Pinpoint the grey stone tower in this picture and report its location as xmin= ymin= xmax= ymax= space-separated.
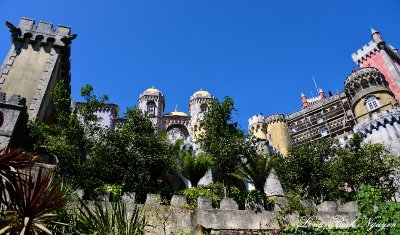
xmin=0 ymin=18 xmax=76 ymax=122
xmin=138 ymin=87 xmax=165 ymax=131
xmin=189 ymin=90 xmax=214 ymax=139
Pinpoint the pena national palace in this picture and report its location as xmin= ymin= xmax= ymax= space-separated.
xmin=1 ymin=17 xmax=400 ymax=183
xmin=1 ymin=17 xmax=400 ymax=233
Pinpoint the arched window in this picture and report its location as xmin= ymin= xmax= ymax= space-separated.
xmin=364 ymin=95 xmax=380 ymax=111
xmin=200 ymin=103 xmax=209 ymax=113
xmin=147 ymin=101 xmax=156 ymax=116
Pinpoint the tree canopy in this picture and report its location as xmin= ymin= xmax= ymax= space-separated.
xmin=85 ymin=108 xmax=177 ymax=201
xmin=275 ymin=135 xmax=396 ymax=202
xmin=198 ymin=96 xmax=247 ymax=193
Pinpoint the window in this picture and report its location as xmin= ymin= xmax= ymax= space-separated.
xmin=320 ymin=126 xmax=329 ymax=136
xmin=147 ymin=101 xmax=156 ymax=116
xmin=365 ymin=95 xmax=380 ymax=111
xmin=315 ymin=111 xmax=324 ymax=123
xmin=200 ymin=103 xmax=209 ymax=113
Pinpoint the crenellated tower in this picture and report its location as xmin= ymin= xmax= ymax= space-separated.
xmin=352 ymin=29 xmax=400 ymax=101
xmin=346 ymin=67 xmax=400 ymax=154
xmin=138 ymin=87 xmax=165 ymax=131
xmin=344 ymin=67 xmax=398 ymax=123
xmin=248 ymin=114 xmax=268 ymax=140
xmin=0 ymin=18 xmax=76 ymax=122
xmin=248 ymin=113 xmax=291 ymax=156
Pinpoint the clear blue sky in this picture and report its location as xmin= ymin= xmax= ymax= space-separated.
xmin=1 ymin=0 xmax=399 ymax=130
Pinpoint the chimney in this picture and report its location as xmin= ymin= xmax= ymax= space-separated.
xmin=319 ymin=88 xmax=325 ymax=99
xmin=301 ymin=92 xmax=308 ymax=108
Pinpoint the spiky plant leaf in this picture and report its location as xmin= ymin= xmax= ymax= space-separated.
xmin=75 ymin=199 xmax=146 ymax=235
xmin=5 ymin=166 xmax=70 ymax=234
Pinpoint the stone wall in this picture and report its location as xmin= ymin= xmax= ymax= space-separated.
xmin=81 ymin=193 xmax=359 ymax=234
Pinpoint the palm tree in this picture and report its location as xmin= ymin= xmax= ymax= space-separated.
xmin=180 ymin=150 xmax=213 ymax=187
xmin=234 ymin=152 xmax=279 ymax=193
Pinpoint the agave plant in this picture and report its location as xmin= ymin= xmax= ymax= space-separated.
xmin=75 ymin=199 xmax=146 ymax=235
xmin=2 ymin=166 xmax=70 ymax=234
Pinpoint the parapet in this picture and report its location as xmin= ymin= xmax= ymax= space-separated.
xmin=351 ymin=40 xmax=378 ymax=64
xmin=265 ymin=114 xmax=287 ymax=125
xmin=248 ymin=114 xmax=266 ymax=127
xmin=344 ymin=67 xmax=382 ymax=89
xmin=139 ymin=193 xmax=358 ymax=231
xmin=93 ymin=103 xmax=120 ymax=115
xmin=353 ymin=107 xmax=400 ymax=136
xmin=6 ymin=17 xmax=76 ymax=47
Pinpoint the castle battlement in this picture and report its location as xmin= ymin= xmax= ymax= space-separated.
xmin=354 ymin=107 xmax=400 ymax=135
xmin=345 ymin=67 xmax=381 ymax=87
xmin=93 ymin=104 xmax=119 ymax=115
xmin=265 ymin=113 xmax=287 ymax=125
xmin=82 ymin=192 xmax=359 ymax=232
xmin=6 ymin=17 xmax=75 ymax=47
xmin=351 ymin=41 xmax=378 ymax=64
xmin=288 ymin=93 xmax=344 ymax=119
xmin=248 ymin=114 xmax=266 ymax=126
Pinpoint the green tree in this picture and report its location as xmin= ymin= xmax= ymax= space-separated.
xmin=27 ymin=82 xmax=108 ymax=189
xmin=86 ymin=108 xmax=177 ymax=201
xmin=180 ymin=150 xmax=213 ymax=187
xmin=198 ymin=96 xmax=246 ymax=195
xmin=234 ymin=148 xmax=279 ymax=193
xmin=276 ymin=135 xmax=397 ymax=203
xmin=276 ymin=138 xmax=336 ymax=203
xmin=331 ymin=134 xmax=395 ymax=201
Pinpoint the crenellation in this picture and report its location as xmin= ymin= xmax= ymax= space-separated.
xmin=10 ymin=18 xmax=74 ymax=47
xmin=265 ymin=113 xmax=287 ymax=125
xmin=351 ymin=41 xmax=378 ymax=64
xmin=248 ymin=114 xmax=266 ymax=127
xmin=109 ymin=193 xmax=361 ymax=232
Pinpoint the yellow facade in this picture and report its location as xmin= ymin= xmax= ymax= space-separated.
xmin=266 ymin=122 xmax=291 ymax=156
xmin=353 ymin=92 xmax=398 ymax=123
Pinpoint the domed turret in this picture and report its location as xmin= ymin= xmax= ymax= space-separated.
xmin=166 ymin=105 xmax=189 ymax=117
xmin=191 ymin=89 xmax=213 ymax=99
xmin=189 ymin=89 xmax=215 ymax=139
xmin=345 ymin=67 xmax=397 ymax=123
xmin=138 ymin=87 xmax=165 ymax=131
xmin=142 ymin=87 xmax=163 ymax=96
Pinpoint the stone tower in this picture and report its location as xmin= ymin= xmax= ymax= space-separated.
xmin=0 ymin=18 xmax=76 ymax=122
xmin=138 ymin=87 xmax=165 ymax=131
xmin=248 ymin=114 xmax=268 ymax=140
xmin=264 ymin=114 xmax=291 ymax=156
xmin=345 ymin=67 xmax=400 ymax=154
xmin=352 ymin=29 xmax=400 ymax=101
xmin=344 ymin=67 xmax=398 ymax=123
xmin=189 ymin=90 xmax=214 ymax=140
xmin=248 ymin=113 xmax=291 ymax=156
